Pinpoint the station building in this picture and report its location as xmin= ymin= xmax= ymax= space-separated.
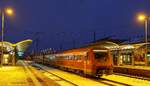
xmin=85 ymin=38 xmax=150 ymax=66
xmin=117 ymin=41 xmax=150 ymax=66
xmin=0 ymin=39 xmax=32 ymax=65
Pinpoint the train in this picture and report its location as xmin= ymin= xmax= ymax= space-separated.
xmin=33 ymin=47 xmax=113 ymax=77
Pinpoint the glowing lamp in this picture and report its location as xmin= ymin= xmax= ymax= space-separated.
xmin=5 ymin=8 xmax=13 ymax=15
xmin=137 ymin=14 xmax=146 ymax=21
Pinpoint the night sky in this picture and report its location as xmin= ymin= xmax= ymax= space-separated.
xmin=0 ymin=0 xmax=150 ymax=51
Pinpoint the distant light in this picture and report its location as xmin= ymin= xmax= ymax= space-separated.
xmin=5 ymin=8 xmax=13 ymax=15
xmin=93 ymin=50 xmax=108 ymax=52
xmin=18 ymin=52 xmax=24 ymax=56
xmin=147 ymin=54 xmax=150 ymax=57
xmin=121 ymin=45 xmax=134 ymax=49
xmin=4 ymin=54 xmax=9 ymax=58
xmin=137 ymin=13 xmax=146 ymax=21
xmin=10 ymin=51 xmax=14 ymax=55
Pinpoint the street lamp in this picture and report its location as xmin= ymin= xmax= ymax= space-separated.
xmin=5 ymin=8 xmax=14 ymax=16
xmin=137 ymin=13 xmax=150 ymax=65
xmin=1 ymin=7 xmax=14 ymax=66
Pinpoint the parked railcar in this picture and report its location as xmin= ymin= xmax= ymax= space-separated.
xmin=34 ymin=47 xmax=113 ymax=77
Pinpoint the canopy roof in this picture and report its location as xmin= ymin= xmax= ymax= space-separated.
xmin=0 ymin=39 xmax=32 ymax=52
xmin=85 ymin=41 xmax=120 ymax=50
xmin=120 ymin=42 xmax=150 ymax=49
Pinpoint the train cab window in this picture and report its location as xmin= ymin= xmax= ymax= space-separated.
xmin=94 ymin=52 xmax=108 ymax=59
xmin=93 ymin=50 xmax=108 ymax=59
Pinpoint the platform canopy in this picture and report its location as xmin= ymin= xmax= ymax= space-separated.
xmin=120 ymin=42 xmax=150 ymax=49
xmin=85 ymin=41 xmax=120 ymax=50
xmin=0 ymin=41 xmax=14 ymax=52
xmin=0 ymin=39 xmax=32 ymax=53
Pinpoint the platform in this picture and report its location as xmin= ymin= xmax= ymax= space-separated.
xmin=0 ymin=60 xmax=59 ymax=86
xmin=114 ymin=65 xmax=150 ymax=78
xmin=0 ymin=66 xmax=33 ymax=86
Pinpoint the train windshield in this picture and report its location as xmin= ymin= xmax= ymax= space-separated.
xmin=93 ymin=50 xmax=108 ymax=59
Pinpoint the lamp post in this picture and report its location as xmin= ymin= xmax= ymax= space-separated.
xmin=137 ymin=13 xmax=150 ymax=65
xmin=1 ymin=8 xmax=13 ymax=66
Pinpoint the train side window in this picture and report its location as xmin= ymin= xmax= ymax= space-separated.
xmin=71 ymin=55 xmax=75 ymax=60
xmin=67 ymin=56 xmax=70 ymax=60
xmin=64 ymin=56 xmax=67 ymax=60
xmin=74 ymin=55 xmax=76 ymax=60
xmin=70 ymin=56 xmax=72 ymax=60
xmin=80 ymin=55 xmax=82 ymax=60
xmin=71 ymin=55 xmax=74 ymax=60
xmin=77 ymin=55 xmax=80 ymax=60
xmin=75 ymin=55 xmax=78 ymax=60
xmin=77 ymin=55 xmax=81 ymax=60
xmin=68 ymin=56 xmax=71 ymax=60
xmin=67 ymin=56 xmax=69 ymax=60
xmin=69 ymin=56 xmax=72 ymax=60
xmin=75 ymin=55 xmax=79 ymax=60
xmin=73 ymin=55 xmax=75 ymax=60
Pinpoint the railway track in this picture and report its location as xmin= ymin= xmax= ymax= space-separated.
xmin=114 ymin=73 xmax=150 ymax=81
xmin=32 ymin=64 xmax=78 ymax=86
xmin=21 ymin=61 xmax=43 ymax=86
xmin=32 ymin=63 xmax=142 ymax=86
xmin=31 ymin=62 xmax=149 ymax=86
xmin=95 ymin=78 xmax=131 ymax=86
xmin=93 ymin=72 xmax=150 ymax=86
xmin=98 ymin=73 xmax=150 ymax=86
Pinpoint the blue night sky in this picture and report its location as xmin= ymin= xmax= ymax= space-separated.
xmin=0 ymin=0 xmax=150 ymax=50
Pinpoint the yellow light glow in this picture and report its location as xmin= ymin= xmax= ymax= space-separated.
xmin=137 ymin=13 xmax=146 ymax=21
xmin=4 ymin=54 xmax=9 ymax=58
xmin=5 ymin=8 xmax=13 ymax=15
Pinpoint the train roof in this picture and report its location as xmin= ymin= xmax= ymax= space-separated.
xmin=56 ymin=47 xmax=109 ymax=54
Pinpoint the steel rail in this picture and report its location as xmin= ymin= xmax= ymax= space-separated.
xmin=32 ymin=64 xmax=78 ymax=86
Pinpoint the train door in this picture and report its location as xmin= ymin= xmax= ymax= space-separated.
xmin=83 ymin=52 xmax=89 ymax=74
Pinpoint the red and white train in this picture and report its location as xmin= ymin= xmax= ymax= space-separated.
xmin=34 ymin=47 xmax=113 ymax=77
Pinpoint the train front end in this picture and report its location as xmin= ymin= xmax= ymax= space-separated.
xmin=93 ymin=49 xmax=113 ymax=77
